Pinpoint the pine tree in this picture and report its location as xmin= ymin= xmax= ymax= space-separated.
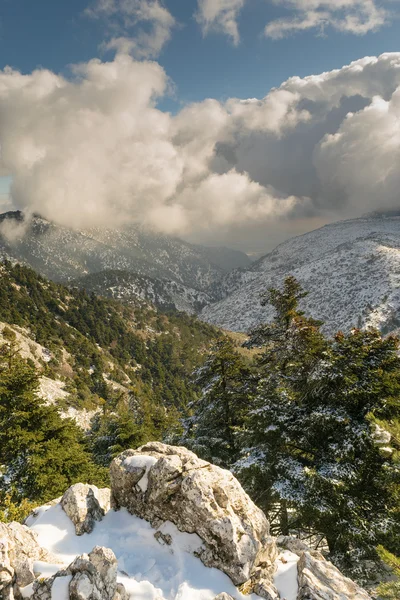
xmin=237 ymin=276 xmax=327 ymax=533
xmin=237 ymin=278 xmax=400 ymax=575
xmin=0 ymin=348 xmax=107 ymax=504
xmin=179 ymin=336 xmax=251 ymax=468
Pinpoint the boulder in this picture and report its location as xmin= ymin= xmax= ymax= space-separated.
xmin=0 ymin=521 xmax=57 ymax=599
xmin=297 ymin=551 xmax=372 ymax=600
xmin=31 ymin=546 xmax=128 ymax=600
xmin=277 ymin=535 xmax=311 ymax=556
xmin=110 ymin=442 xmax=278 ymax=594
xmin=61 ymin=483 xmax=111 ymax=535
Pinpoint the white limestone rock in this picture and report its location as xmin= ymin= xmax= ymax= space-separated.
xmin=110 ymin=442 xmax=278 ymax=594
xmin=60 ymin=484 xmax=111 ymax=535
xmin=297 ymin=551 xmax=372 ymax=600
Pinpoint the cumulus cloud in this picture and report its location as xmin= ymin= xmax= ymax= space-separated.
xmin=85 ymin=0 xmax=176 ymax=58
xmin=314 ymin=88 xmax=400 ymax=214
xmin=1 ymin=52 xmax=400 ymax=251
xmin=265 ymin=0 xmax=389 ymax=38
xmin=0 ymin=53 xmax=306 ymax=238
xmin=196 ymin=0 xmax=246 ymax=45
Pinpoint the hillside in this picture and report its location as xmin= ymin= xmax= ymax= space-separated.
xmin=0 ymin=261 xmax=218 ymax=428
xmin=0 ymin=211 xmax=250 ymax=301
xmin=202 ymin=216 xmax=400 ymax=336
xmin=72 ymin=270 xmax=212 ymax=314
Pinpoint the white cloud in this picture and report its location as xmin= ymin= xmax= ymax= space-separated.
xmin=195 ymin=0 xmax=392 ymax=43
xmin=314 ymin=87 xmax=400 ymax=214
xmin=85 ymin=0 xmax=176 ymax=58
xmin=196 ymin=0 xmax=245 ymax=45
xmin=0 ymin=53 xmax=306 ymax=238
xmin=266 ymin=0 xmax=389 ymax=38
xmin=1 ymin=52 xmax=400 ymax=249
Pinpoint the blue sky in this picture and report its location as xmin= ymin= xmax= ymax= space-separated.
xmin=0 ymin=0 xmax=399 ymax=108
xmin=0 ymin=1 xmax=399 ymax=252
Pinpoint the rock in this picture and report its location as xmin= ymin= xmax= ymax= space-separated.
xmin=0 ymin=521 xmax=57 ymax=599
xmin=61 ymin=483 xmax=111 ymax=535
xmin=297 ymin=551 xmax=372 ymax=600
xmin=31 ymin=546 xmax=128 ymax=600
xmin=110 ymin=442 xmax=277 ymax=591
xmin=277 ymin=535 xmax=311 ymax=556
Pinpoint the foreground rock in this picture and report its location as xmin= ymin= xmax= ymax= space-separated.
xmin=31 ymin=546 xmax=128 ymax=600
xmin=0 ymin=522 xmax=57 ymax=599
xmin=110 ymin=442 xmax=278 ymax=595
xmin=297 ymin=551 xmax=372 ymax=600
xmin=61 ymin=483 xmax=111 ymax=535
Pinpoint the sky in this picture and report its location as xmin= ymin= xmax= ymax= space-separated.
xmin=0 ymin=0 xmax=399 ymax=254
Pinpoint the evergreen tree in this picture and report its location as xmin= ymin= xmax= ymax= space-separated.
xmin=180 ymin=336 xmax=251 ymax=467
xmin=237 ymin=276 xmax=327 ymax=533
xmin=237 ymin=277 xmax=400 ymax=575
xmin=0 ymin=348 xmax=107 ymax=504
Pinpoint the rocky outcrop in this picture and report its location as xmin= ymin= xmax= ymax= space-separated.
xmin=277 ymin=536 xmax=312 ymax=556
xmin=0 ymin=521 xmax=57 ymax=599
xmin=110 ymin=442 xmax=278 ymax=594
xmin=31 ymin=546 xmax=128 ymax=600
xmin=61 ymin=483 xmax=111 ymax=535
xmin=297 ymin=551 xmax=372 ymax=600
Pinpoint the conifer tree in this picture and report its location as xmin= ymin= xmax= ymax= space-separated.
xmin=237 ymin=276 xmax=327 ymax=533
xmin=0 ymin=347 xmax=107 ymax=504
xmin=180 ymin=336 xmax=251 ymax=468
xmin=237 ymin=278 xmax=400 ymax=574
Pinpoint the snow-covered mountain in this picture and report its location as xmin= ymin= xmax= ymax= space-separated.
xmin=0 ymin=211 xmax=250 ymax=298
xmin=73 ymin=270 xmax=212 ymax=314
xmin=202 ymin=215 xmax=400 ymax=336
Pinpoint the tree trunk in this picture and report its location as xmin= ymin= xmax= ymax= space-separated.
xmin=280 ymin=500 xmax=290 ymax=535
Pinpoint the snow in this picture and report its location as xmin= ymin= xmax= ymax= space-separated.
xmin=51 ymin=575 xmax=73 ymax=600
xmin=274 ymin=551 xmax=299 ymax=600
xmin=123 ymin=455 xmax=158 ymax=492
xmin=202 ymin=216 xmax=400 ymax=336
xmin=28 ymin=502 xmax=264 ymax=600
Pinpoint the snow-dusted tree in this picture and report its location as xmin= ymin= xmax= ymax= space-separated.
xmin=180 ymin=336 xmax=251 ymax=468
xmin=237 ymin=277 xmax=400 ymax=573
xmin=237 ymin=276 xmax=327 ymax=534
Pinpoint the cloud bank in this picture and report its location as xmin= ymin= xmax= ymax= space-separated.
xmin=1 ymin=52 xmax=400 ymax=250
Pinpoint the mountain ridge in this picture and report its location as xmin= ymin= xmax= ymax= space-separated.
xmin=201 ymin=215 xmax=400 ymax=336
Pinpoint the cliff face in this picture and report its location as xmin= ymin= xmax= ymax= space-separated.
xmin=0 ymin=443 xmax=372 ymax=600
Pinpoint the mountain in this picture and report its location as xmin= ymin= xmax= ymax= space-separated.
xmin=72 ymin=270 xmax=212 ymax=314
xmin=0 ymin=261 xmax=218 ymax=426
xmin=202 ymin=215 xmax=400 ymax=336
xmin=0 ymin=211 xmax=250 ymax=301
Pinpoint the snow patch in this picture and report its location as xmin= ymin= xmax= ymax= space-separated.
xmin=123 ymin=455 xmax=158 ymax=492
xmin=274 ymin=551 xmax=299 ymax=600
xmin=28 ymin=502 xmax=262 ymax=600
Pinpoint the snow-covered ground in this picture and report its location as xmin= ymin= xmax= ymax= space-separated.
xmin=202 ymin=216 xmax=400 ymax=336
xmin=25 ymin=503 xmax=298 ymax=600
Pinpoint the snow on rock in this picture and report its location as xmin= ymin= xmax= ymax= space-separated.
xmin=4 ymin=445 xmax=373 ymax=600
xmin=60 ymin=483 xmax=111 ymax=536
xmin=297 ymin=551 xmax=371 ymax=600
xmin=0 ymin=521 xmax=58 ymax=598
xmin=274 ymin=551 xmax=299 ymax=600
xmin=28 ymin=546 xmax=128 ymax=600
xmin=26 ymin=501 xmax=261 ymax=600
xmin=122 ymin=455 xmax=158 ymax=493
xmin=110 ymin=443 xmax=278 ymax=595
